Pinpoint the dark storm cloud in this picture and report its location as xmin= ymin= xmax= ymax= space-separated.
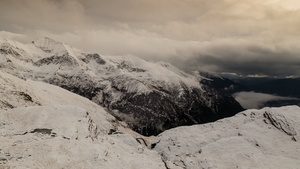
xmin=175 ymin=42 xmax=300 ymax=77
xmin=1 ymin=0 xmax=300 ymax=77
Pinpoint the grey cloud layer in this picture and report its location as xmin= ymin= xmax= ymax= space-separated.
xmin=1 ymin=0 xmax=299 ymax=76
xmin=233 ymin=91 xmax=300 ymax=109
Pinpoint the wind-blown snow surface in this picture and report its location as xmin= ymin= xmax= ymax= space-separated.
xmin=0 ymin=71 xmax=165 ymax=168
xmin=152 ymin=106 xmax=300 ymax=169
xmin=0 ymin=37 xmax=243 ymax=135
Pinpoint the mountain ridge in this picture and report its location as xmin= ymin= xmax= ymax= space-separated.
xmin=1 ymin=68 xmax=300 ymax=168
xmin=0 ymin=37 xmax=243 ymax=135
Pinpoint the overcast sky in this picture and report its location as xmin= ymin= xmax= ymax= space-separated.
xmin=1 ymin=0 xmax=300 ymax=77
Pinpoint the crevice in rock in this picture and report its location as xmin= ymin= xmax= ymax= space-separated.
xmin=0 ymin=100 xmax=14 ymax=109
xmin=160 ymin=153 xmax=170 ymax=169
xmin=161 ymin=157 xmax=170 ymax=169
xmin=11 ymin=91 xmax=33 ymax=102
xmin=86 ymin=112 xmax=100 ymax=141
xmin=150 ymin=139 xmax=160 ymax=149
xmin=62 ymin=136 xmax=70 ymax=140
xmin=136 ymin=137 xmax=148 ymax=147
xmin=174 ymin=160 xmax=187 ymax=168
xmin=30 ymin=128 xmax=52 ymax=135
xmin=107 ymin=128 xmax=123 ymax=135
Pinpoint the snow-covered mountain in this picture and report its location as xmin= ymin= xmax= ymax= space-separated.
xmin=1 ymin=70 xmax=299 ymax=168
xmin=1 ymin=41 xmax=300 ymax=168
xmin=151 ymin=106 xmax=300 ymax=169
xmin=0 ymin=37 xmax=243 ymax=136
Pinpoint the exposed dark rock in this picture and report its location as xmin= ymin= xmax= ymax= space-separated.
xmin=46 ymin=72 xmax=103 ymax=100
xmin=136 ymin=137 xmax=148 ymax=146
xmin=34 ymin=54 xmax=79 ymax=66
xmin=0 ymin=157 xmax=8 ymax=164
xmin=82 ymin=53 xmax=106 ymax=64
xmin=117 ymin=61 xmax=145 ymax=72
xmin=9 ymin=91 xmax=34 ymax=103
xmin=62 ymin=136 xmax=70 ymax=140
xmin=264 ymin=111 xmax=297 ymax=136
xmin=108 ymin=129 xmax=116 ymax=135
xmin=30 ymin=128 xmax=53 ymax=135
xmin=51 ymin=132 xmax=57 ymax=137
xmin=0 ymin=47 xmax=21 ymax=57
xmin=151 ymin=139 xmax=160 ymax=149
xmin=0 ymin=100 xmax=14 ymax=109
xmin=18 ymin=92 xmax=33 ymax=102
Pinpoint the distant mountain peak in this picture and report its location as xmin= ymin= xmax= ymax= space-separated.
xmin=33 ymin=37 xmax=62 ymax=45
xmin=31 ymin=37 xmax=83 ymax=62
xmin=34 ymin=36 xmax=60 ymax=43
xmin=0 ymin=38 xmax=18 ymax=47
xmin=32 ymin=37 xmax=64 ymax=53
xmin=0 ymin=38 xmax=26 ymax=58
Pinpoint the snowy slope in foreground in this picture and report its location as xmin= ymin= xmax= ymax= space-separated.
xmin=152 ymin=106 xmax=300 ymax=169
xmin=0 ymin=71 xmax=165 ymax=168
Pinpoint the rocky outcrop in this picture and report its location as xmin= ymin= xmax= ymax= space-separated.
xmin=82 ymin=53 xmax=106 ymax=65
xmin=264 ymin=110 xmax=297 ymax=136
xmin=108 ymin=85 xmax=243 ymax=136
xmin=34 ymin=54 xmax=79 ymax=66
